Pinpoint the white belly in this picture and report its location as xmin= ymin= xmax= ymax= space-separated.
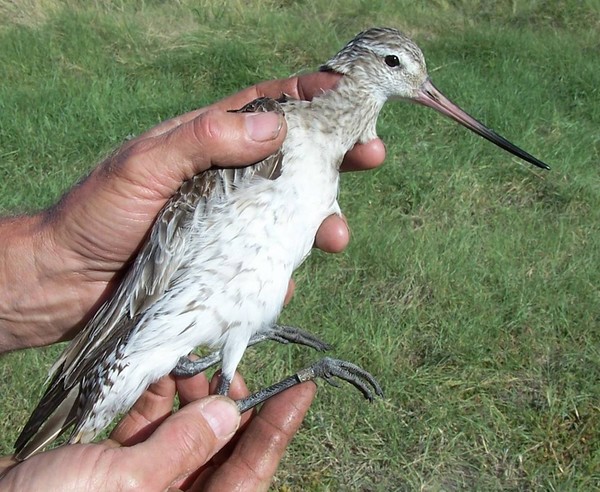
xmin=82 ymin=113 xmax=344 ymax=436
xmin=85 ymin=150 xmax=340 ymax=435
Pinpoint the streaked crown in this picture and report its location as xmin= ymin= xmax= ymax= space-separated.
xmin=320 ymin=27 xmax=428 ymax=101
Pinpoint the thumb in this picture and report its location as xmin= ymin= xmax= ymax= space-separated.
xmin=126 ymin=108 xmax=286 ymax=193
xmin=129 ymin=396 xmax=240 ymax=488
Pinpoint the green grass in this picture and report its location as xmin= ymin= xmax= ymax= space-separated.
xmin=1 ymin=0 xmax=599 ymax=489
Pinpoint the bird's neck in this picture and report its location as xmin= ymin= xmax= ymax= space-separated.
xmin=309 ymin=76 xmax=386 ymax=151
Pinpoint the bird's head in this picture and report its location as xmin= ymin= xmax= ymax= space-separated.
xmin=321 ymin=27 xmax=550 ymax=170
xmin=320 ymin=27 xmax=428 ymax=102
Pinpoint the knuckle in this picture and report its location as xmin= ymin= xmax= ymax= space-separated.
xmin=171 ymin=413 xmax=216 ymax=460
xmin=99 ymin=138 xmax=154 ymax=180
xmin=191 ymin=109 xmax=224 ymax=145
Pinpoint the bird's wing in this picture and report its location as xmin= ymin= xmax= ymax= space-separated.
xmin=14 ymin=96 xmax=287 ymax=460
xmin=56 ymin=97 xmax=287 ymax=385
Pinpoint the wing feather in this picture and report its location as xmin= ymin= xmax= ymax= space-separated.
xmin=14 ymin=96 xmax=287 ymax=459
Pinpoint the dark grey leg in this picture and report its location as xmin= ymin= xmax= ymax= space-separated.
xmin=216 ymin=374 xmax=231 ymax=396
xmin=172 ymin=351 xmax=222 ymax=377
xmin=252 ymin=324 xmax=331 ymax=352
xmin=172 ymin=324 xmax=331 ymax=378
xmin=235 ymin=357 xmax=384 ymax=413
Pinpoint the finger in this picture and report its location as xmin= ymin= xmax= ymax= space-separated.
xmin=284 ymin=278 xmax=296 ymax=305
xmin=195 ymin=373 xmax=254 ymax=481
xmin=208 ymin=371 xmax=253 ymax=426
xmin=295 ymin=71 xmax=343 ymax=100
xmin=141 ymin=72 xmax=343 ymax=138
xmin=208 ymin=72 xmax=342 ymax=114
xmin=206 ymin=372 xmax=257 ymax=462
xmin=216 ymin=72 xmax=343 ymax=110
xmin=177 ymin=374 xmax=210 ymax=407
xmin=210 ymin=371 xmax=261 ymax=434
xmin=200 ymin=382 xmax=316 ymax=492
xmin=173 ymin=372 xmax=253 ymax=490
xmin=0 ymin=455 xmax=17 ymax=476
xmin=128 ymin=396 xmax=240 ymax=490
xmin=129 ymin=77 xmax=385 ymax=196
xmin=108 ymin=109 xmax=287 ymax=201
xmin=340 ymin=138 xmax=386 ymax=172
xmin=160 ymin=107 xmax=285 ymax=174
xmin=314 ymin=214 xmax=350 ymax=253
xmin=176 ymin=358 xmax=211 ymax=407
xmin=109 ymin=375 xmax=177 ymax=446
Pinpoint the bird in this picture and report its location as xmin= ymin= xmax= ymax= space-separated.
xmin=14 ymin=27 xmax=550 ymax=460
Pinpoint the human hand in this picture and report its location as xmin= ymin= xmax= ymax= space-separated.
xmin=0 ymin=72 xmax=385 ymax=350
xmin=0 ymin=370 xmax=316 ymax=490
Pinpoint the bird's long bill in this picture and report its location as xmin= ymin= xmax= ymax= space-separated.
xmin=413 ymin=78 xmax=550 ymax=170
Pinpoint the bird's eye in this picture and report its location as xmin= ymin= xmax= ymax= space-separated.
xmin=384 ymin=55 xmax=400 ymax=67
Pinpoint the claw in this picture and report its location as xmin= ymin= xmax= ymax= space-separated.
xmin=236 ymin=356 xmax=383 ymax=413
xmin=322 ymin=377 xmax=342 ymax=389
xmin=261 ymin=324 xmax=332 ymax=352
xmin=302 ymin=357 xmax=384 ymax=401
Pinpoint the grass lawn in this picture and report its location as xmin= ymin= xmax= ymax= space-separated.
xmin=1 ymin=0 xmax=599 ymax=489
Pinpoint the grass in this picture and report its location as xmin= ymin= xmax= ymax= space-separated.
xmin=1 ymin=0 xmax=599 ymax=489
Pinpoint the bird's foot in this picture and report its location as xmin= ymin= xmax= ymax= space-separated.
xmin=236 ymin=357 xmax=384 ymax=413
xmin=171 ymin=324 xmax=330 ymax=377
xmin=171 ymin=352 xmax=221 ymax=377
xmin=253 ymin=324 xmax=331 ymax=352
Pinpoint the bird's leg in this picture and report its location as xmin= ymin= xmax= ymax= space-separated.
xmin=172 ymin=351 xmax=222 ymax=377
xmin=235 ymin=357 xmax=384 ymax=413
xmin=215 ymin=374 xmax=231 ymax=396
xmin=171 ymin=324 xmax=330 ymax=377
xmin=252 ymin=324 xmax=332 ymax=351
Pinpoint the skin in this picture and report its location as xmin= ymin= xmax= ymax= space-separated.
xmin=0 ymin=71 xmax=384 ymax=351
xmin=0 ymin=72 xmax=385 ymax=490
xmin=0 ymin=370 xmax=318 ymax=491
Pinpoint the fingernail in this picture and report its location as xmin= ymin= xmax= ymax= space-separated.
xmin=200 ymin=397 xmax=240 ymax=439
xmin=245 ymin=112 xmax=283 ymax=141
